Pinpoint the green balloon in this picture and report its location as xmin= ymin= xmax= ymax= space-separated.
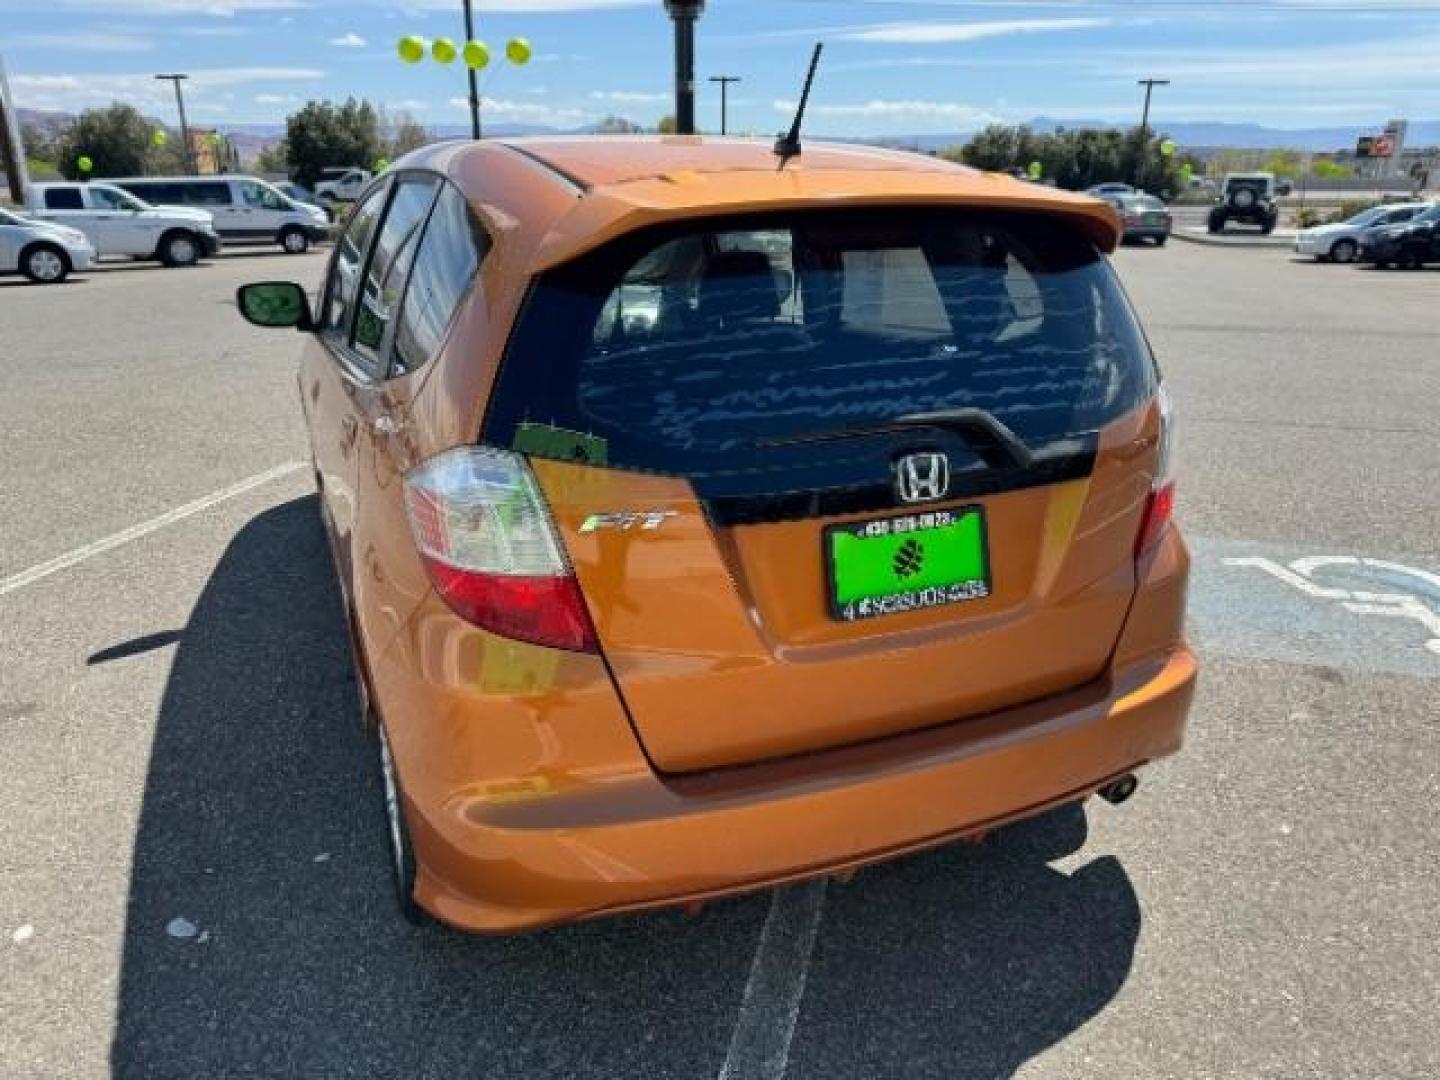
xmin=463 ymin=39 xmax=491 ymax=70
xmin=398 ymin=35 xmax=425 ymax=64
xmin=77 ymin=155 xmax=93 ymax=173
xmin=374 ymin=157 xmax=391 ymax=173
xmin=505 ymin=36 xmax=532 ymax=66
xmin=151 ymin=128 xmax=168 ymax=147
xmin=1160 ymin=138 xmax=1177 ymax=157
xmin=1027 ymin=160 xmax=1043 ymax=179
xmin=432 ymin=36 xmax=457 ymax=64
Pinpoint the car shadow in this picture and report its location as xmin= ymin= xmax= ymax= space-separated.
xmin=110 ymin=495 xmax=1140 ymax=1079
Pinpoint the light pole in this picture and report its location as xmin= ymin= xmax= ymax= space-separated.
xmin=663 ymin=0 xmax=705 ymax=135
xmin=1136 ymin=77 xmax=1169 ymax=189
xmin=708 ymin=74 xmax=739 ymax=135
xmin=155 ymin=73 xmax=194 ymax=174
xmin=461 ymin=0 xmax=480 ymax=139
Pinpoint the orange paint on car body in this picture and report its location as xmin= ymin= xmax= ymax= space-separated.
xmin=264 ymin=135 xmax=1192 ymax=932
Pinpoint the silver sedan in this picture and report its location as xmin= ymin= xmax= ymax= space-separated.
xmin=0 ymin=206 xmax=97 ymax=283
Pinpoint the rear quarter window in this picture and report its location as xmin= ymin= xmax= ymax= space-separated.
xmin=44 ymin=188 xmax=84 ymax=210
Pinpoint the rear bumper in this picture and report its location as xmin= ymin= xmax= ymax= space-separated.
xmin=376 ymin=621 xmax=1195 ymax=933
xmin=1123 ymin=226 xmax=1170 ymax=241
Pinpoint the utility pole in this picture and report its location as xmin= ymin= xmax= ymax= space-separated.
xmin=663 ymin=0 xmax=705 ymax=134
xmin=1136 ymin=77 xmax=1169 ymax=190
xmin=155 ymin=74 xmax=194 ymax=175
xmin=0 ymin=53 xmax=29 ymax=203
xmin=462 ymin=0 xmax=481 ymax=139
xmin=708 ymin=74 xmax=740 ymax=135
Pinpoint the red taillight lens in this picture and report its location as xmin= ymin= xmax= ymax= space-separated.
xmin=403 ymin=447 xmax=598 ymax=653
xmin=420 ymin=557 xmax=597 ymax=652
xmin=1137 ymin=482 xmax=1175 ymax=556
xmin=1136 ymin=384 xmax=1176 ymax=557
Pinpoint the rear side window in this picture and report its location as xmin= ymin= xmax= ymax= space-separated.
xmin=44 ymin=188 xmax=83 ymax=210
xmin=322 ymin=183 xmax=389 ymax=335
xmin=1385 ymin=207 xmax=1417 ymax=223
xmin=488 ymin=209 xmax=1155 ymax=479
xmin=352 ymin=175 xmax=439 ymax=367
xmin=184 ymin=182 xmax=231 ymax=206
xmin=392 ymin=184 xmax=486 ymax=377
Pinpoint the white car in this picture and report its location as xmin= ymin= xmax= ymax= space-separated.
xmin=313 ymin=167 xmax=372 ymax=210
xmin=0 ymin=205 xmax=96 ymax=283
xmin=112 ymin=175 xmax=330 ymax=254
xmin=24 ymin=182 xmax=221 ymax=267
xmin=1294 ymin=202 xmax=1433 ymax=263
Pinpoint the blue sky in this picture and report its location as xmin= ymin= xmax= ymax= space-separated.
xmin=4 ymin=0 xmax=1440 ymax=134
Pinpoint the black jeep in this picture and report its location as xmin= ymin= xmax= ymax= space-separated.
xmin=1208 ymin=173 xmax=1282 ymax=234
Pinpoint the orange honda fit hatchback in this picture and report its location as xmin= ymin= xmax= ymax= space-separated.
xmin=238 ymin=136 xmax=1194 ymax=932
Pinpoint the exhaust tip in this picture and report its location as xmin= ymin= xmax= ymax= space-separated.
xmin=1098 ymin=774 xmax=1139 ymax=806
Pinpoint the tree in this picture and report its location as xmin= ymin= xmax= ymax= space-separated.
xmin=944 ymin=123 xmax=1193 ymax=195
xmin=1311 ymin=159 xmax=1353 ymax=180
xmin=254 ymin=139 xmax=290 ymax=176
xmin=283 ymin=98 xmax=381 ymax=187
xmin=595 ymin=115 xmax=644 ymax=135
xmin=381 ymin=110 xmax=431 ymax=159
xmin=56 ymin=104 xmax=152 ymax=179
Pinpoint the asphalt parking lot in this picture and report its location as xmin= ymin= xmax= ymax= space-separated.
xmin=1 ymin=245 xmax=1436 ymax=1079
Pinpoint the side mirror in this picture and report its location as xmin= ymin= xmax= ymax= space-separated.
xmin=237 ymin=281 xmax=315 ymax=331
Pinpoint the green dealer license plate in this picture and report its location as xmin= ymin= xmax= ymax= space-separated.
xmin=826 ymin=507 xmax=991 ymax=622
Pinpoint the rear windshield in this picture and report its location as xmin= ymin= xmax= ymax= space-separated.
xmin=486 ymin=209 xmax=1154 ymax=513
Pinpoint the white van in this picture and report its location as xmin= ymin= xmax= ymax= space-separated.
xmin=113 ymin=175 xmax=330 ymax=254
xmin=25 ymin=182 xmax=222 ymax=267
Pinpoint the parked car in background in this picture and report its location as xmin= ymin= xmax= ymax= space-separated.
xmin=236 ymin=137 xmax=1193 ymax=933
xmin=313 ymin=167 xmax=372 ymax=211
xmin=1104 ymin=192 xmax=1173 ymax=245
xmin=0 ymin=205 xmax=96 ymax=283
xmin=1086 ymin=182 xmax=1136 ymax=198
xmin=24 ymin=182 xmax=221 ymax=267
xmin=113 ymin=175 xmax=329 ymax=254
xmin=276 ymin=182 xmax=330 ymax=217
xmin=1294 ymin=202 xmax=1431 ymax=263
xmin=1359 ymin=202 xmax=1440 ymax=269
xmin=1208 ymin=173 xmax=1281 ymax=234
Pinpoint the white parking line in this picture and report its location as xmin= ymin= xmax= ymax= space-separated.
xmin=718 ymin=880 xmax=828 ymax=1080
xmin=0 ymin=461 xmax=306 ymax=597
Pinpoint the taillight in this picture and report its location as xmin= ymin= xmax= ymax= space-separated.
xmin=1136 ymin=383 xmax=1176 ymax=557
xmin=402 ymin=447 xmax=598 ymax=652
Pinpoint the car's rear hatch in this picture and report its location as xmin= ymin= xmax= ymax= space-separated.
xmin=487 ymin=206 xmax=1161 ymax=774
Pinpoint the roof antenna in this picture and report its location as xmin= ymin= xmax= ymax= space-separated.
xmin=774 ymin=42 xmax=824 ymax=166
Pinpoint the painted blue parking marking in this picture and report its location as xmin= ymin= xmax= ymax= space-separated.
xmin=1186 ymin=536 xmax=1440 ymax=679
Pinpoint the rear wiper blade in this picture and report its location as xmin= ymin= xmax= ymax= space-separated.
xmin=758 ymin=407 xmax=1035 ymax=470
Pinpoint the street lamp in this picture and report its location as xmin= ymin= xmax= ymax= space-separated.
xmin=155 ymin=73 xmax=194 ymax=175
xmin=663 ymin=0 xmax=705 ymax=135
xmin=708 ymin=74 xmax=739 ymax=135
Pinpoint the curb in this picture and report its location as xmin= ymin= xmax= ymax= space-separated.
xmin=1170 ymin=230 xmax=1297 ymax=249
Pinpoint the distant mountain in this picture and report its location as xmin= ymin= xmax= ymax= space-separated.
xmin=18 ymin=105 xmax=1440 ymax=158
xmin=1029 ymin=117 xmax=1440 ymax=151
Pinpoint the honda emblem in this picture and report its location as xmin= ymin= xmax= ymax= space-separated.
xmin=895 ymin=452 xmax=950 ymax=504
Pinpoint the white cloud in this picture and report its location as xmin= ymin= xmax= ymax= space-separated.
xmin=588 ymin=90 xmax=668 ymax=104
xmin=43 ymin=0 xmax=306 ymax=12
xmin=449 ymin=96 xmax=589 ymax=124
xmin=12 ymin=32 xmax=153 ymax=52
xmin=409 ymin=0 xmax=642 ymax=9
xmin=254 ymin=93 xmax=300 ymax=105
xmin=11 ymin=67 xmax=325 ymax=113
xmin=773 ymin=97 xmax=1001 ymax=124
xmin=329 ymin=32 xmax=366 ymax=47
xmin=838 ymin=18 xmax=1111 ymax=44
